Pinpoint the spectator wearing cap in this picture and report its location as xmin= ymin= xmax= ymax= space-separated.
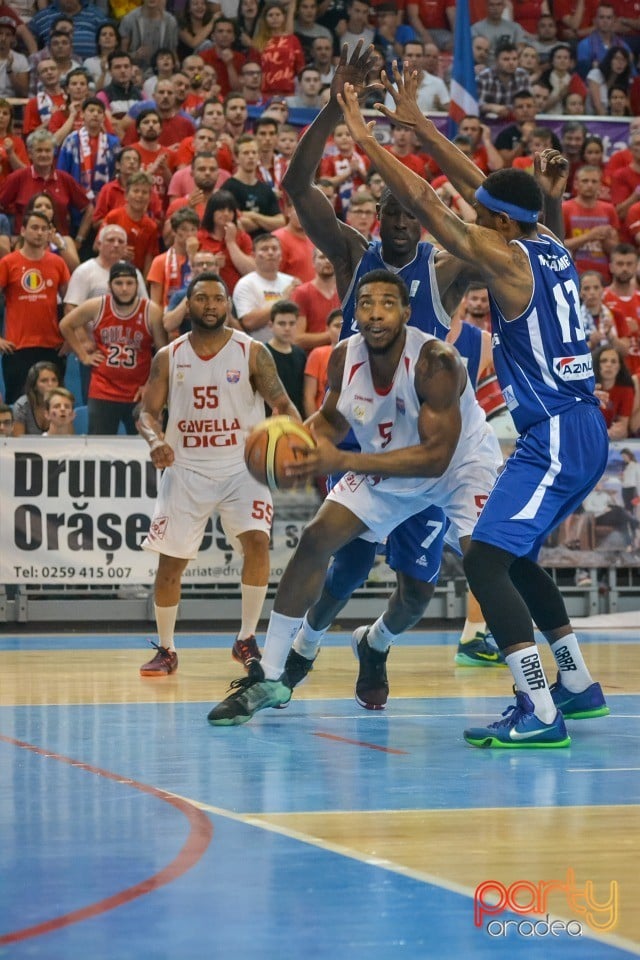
xmin=0 ymin=128 xmax=93 ymax=238
xmin=30 ymin=0 xmax=108 ymax=61
xmin=0 ymin=16 xmax=30 ymax=99
xmin=57 ymin=97 xmax=120 ymax=201
xmin=60 ymin=260 xmax=167 ymax=435
xmin=0 ymin=4 xmax=36 ymax=56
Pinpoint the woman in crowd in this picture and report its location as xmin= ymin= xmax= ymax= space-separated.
xmin=593 ymin=345 xmax=636 ymax=441
xmin=254 ymin=0 xmax=305 ymax=97
xmin=197 ymin=190 xmax=255 ymax=294
xmin=12 ymin=362 xmax=61 ymax=437
xmin=587 ymin=45 xmax=634 ymax=116
xmin=142 ymin=48 xmax=180 ymax=99
xmin=538 ymin=43 xmax=587 ymax=113
xmin=0 ymin=99 xmax=28 ymax=183
xmin=83 ymin=22 xmax=122 ymax=89
xmin=236 ymin=0 xmax=263 ymax=52
xmin=178 ymin=0 xmax=218 ymax=58
xmin=26 ymin=193 xmax=80 ymax=272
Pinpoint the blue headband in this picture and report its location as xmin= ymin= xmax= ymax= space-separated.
xmin=475 ymin=184 xmax=539 ymax=223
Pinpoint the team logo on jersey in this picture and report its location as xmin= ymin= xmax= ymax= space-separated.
xmin=226 ymin=369 xmax=240 ymax=383
xmin=353 ymin=404 xmax=367 ymax=423
xmin=149 ymin=516 xmax=168 ymax=540
xmin=396 ymin=398 xmax=405 ymax=415
xmin=553 ymin=355 xmax=593 ymax=380
xmin=21 ymin=269 xmax=45 ymax=293
xmin=502 ymin=385 xmax=518 ymax=410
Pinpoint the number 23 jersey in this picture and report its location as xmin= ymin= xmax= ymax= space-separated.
xmin=164 ymin=329 xmax=266 ymax=478
xmin=88 ymin=294 xmax=155 ymax=402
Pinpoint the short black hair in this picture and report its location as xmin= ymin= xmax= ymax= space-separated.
xmin=355 ymin=269 xmax=410 ymax=306
xmin=270 ymin=299 xmax=299 ymax=322
xmin=482 ymin=168 xmax=543 ymax=229
xmin=186 ymin=271 xmax=228 ymax=299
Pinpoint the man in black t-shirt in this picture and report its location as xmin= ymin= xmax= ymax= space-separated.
xmin=264 ymin=300 xmax=306 ymax=417
xmin=224 ymin=134 xmax=285 ymax=237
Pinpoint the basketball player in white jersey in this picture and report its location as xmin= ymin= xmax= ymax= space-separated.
xmin=137 ymin=272 xmax=300 ymax=677
xmin=208 ymin=270 xmax=501 ymax=724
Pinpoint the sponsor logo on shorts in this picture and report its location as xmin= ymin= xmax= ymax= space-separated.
xmin=553 ymin=355 xmax=593 ymax=380
xmin=226 ymin=370 xmax=241 ymax=383
xmin=149 ymin=516 xmax=168 ymax=540
xmin=341 ymin=473 xmax=363 ymax=492
xmin=416 ymin=554 xmax=428 ymax=567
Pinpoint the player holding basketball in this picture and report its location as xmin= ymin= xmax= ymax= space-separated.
xmin=137 ymin=272 xmax=300 ymax=677
xmin=279 ymin=42 xmax=501 ymax=697
xmin=207 ymin=269 xmax=501 ymax=724
xmin=335 ymin=67 xmax=609 ymax=747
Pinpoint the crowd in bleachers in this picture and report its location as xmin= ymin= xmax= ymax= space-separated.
xmin=0 ymin=0 xmax=640 ymax=437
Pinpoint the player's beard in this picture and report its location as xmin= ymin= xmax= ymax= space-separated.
xmin=191 ymin=311 xmax=227 ymax=331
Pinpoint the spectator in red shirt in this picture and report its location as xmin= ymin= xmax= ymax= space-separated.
xmin=127 ymin=107 xmax=177 ymax=207
xmin=200 ymin=18 xmax=247 ymax=98
xmin=0 ymin=211 xmax=70 ymax=403
xmin=405 ymin=0 xmax=454 ymax=51
xmin=197 ymin=190 xmax=256 ymax=294
xmin=0 ymin=128 xmax=93 ymax=238
xmin=303 ymin=307 xmax=343 ymax=417
xmin=603 ymin=244 xmax=640 ymax=375
xmin=93 ymin=145 xmax=164 ymax=228
xmin=610 ymin=130 xmax=640 ymax=234
xmin=563 ymin=164 xmax=619 ymax=281
xmin=272 ymin=197 xmax=315 ymax=282
xmin=319 ymin=120 xmax=369 ymax=217
xmin=22 ymin=59 xmax=66 ymax=137
xmin=0 ymin=99 xmax=28 ymax=182
xmin=290 ymin=247 xmax=340 ymax=352
xmin=592 ymin=344 xmax=636 ymax=439
xmin=554 ymin=0 xmax=600 ymax=42
xmin=102 ymin=171 xmax=159 ymax=275
xmin=383 ymin=126 xmax=426 ymax=177
xmin=255 ymin=0 xmax=305 ymax=97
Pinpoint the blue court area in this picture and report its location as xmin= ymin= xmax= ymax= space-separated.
xmin=1 ymin=629 xmax=639 ymax=959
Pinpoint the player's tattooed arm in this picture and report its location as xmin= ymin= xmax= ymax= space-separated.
xmin=252 ymin=342 xmax=301 ymax=419
xmin=138 ymin=349 xmax=174 ymax=468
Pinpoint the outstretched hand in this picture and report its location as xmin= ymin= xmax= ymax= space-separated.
xmin=330 ymin=40 xmax=384 ymax=104
xmin=336 ymin=82 xmax=376 ymax=145
xmin=374 ymin=60 xmax=428 ymax=131
xmin=534 ymin=148 xmax=569 ymax=200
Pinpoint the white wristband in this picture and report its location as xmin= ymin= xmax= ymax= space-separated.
xmin=149 ymin=438 xmax=166 ymax=452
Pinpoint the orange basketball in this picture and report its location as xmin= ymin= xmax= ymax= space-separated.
xmin=244 ymin=416 xmax=317 ymax=491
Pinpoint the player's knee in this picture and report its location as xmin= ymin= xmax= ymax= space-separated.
xmin=396 ymin=577 xmax=435 ymax=619
xmin=463 ymin=541 xmax=513 ymax=600
xmin=326 ymin=538 xmax=377 ymax=600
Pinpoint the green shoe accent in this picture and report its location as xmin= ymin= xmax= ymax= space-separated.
xmin=464 ymin=732 xmax=572 ymax=749
xmin=208 ymin=666 xmax=291 ymax=726
xmin=562 ymin=705 xmax=610 ymax=720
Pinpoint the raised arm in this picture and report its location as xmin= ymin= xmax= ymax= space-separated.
xmin=375 ymin=63 xmax=485 ymax=202
xmin=280 ymin=41 xmax=380 ymax=296
xmin=534 ymin=149 xmax=569 ymax=242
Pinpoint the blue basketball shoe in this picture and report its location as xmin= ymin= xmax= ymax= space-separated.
xmin=455 ymin=630 xmax=506 ymax=667
xmin=549 ymin=674 xmax=610 ymax=719
xmin=464 ymin=691 xmax=571 ymax=748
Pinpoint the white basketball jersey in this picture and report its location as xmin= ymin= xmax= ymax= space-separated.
xmin=164 ymin=330 xmax=265 ymax=478
xmin=336 ymin=326 xmax=491 ymax=495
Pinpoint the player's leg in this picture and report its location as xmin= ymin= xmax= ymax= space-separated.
xmin=233 ymin=528 xmax=271 ymax=668
xmin=463 ymin=408 xmax=608 ymax=747
xmin=141 ymin=465 xmax=216 ymax=676
xmin=217 ymin=473 xmax=274 ymax=668
xmin=207 ymin=498 xmax=369 ymax=725
xmin=140 ymin=552 xmax=189 ymax=676
xmin=350 ymin=505 xmax=444 ymax=710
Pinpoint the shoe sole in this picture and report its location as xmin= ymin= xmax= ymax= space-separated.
xmin=355 ymin=693 xmax=386 ymax=711
xmin=464 ymin=733 xmax=571 ymax=748
xmin=208 ymin=713 xmax=251 ymax=726
xmin=139 ymin=666 xmax=178 ymax=677
xmin=454 ymin=652 xmax=507 ymax=667
xmin=560 ymin=705 xmax=610 ymax=720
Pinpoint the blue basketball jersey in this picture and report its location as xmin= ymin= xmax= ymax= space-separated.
xmin=451 ymin=321 xmax=483 ymax=387
xmin=339 ymin=240 xmax=450 ymax=340
xmin=489 ymin=234 xmax=599 ymax=434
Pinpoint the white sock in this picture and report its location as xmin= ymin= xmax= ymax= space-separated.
xmin=238 ymin=583 xmax=268 ymax=640
xmin=293 ymin=613 xmax=326 ymax=659
xmin=261 ymin=610 xmax=303 ymax=680
xmin=366 ymin=615 xmax=397 ymax=652
xmin=505 ymin=646 xmax=557 ymax=724
xmin=459 ymin=619 xmax=486 ymax=644
xmin=154 ymin=604 xmax=178 ymax=652
xmin=548 ymin=633 xmax=594 ymax=693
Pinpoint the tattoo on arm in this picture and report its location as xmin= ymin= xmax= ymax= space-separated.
xmin=254 ymin=344 xmax=288 ymax=407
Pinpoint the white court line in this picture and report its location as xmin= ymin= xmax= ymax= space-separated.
xmin=569 ymin=767 xmax=640 ymax=773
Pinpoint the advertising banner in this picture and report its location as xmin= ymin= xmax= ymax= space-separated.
xmin=0 ymin=438 xmax=318 ymax=586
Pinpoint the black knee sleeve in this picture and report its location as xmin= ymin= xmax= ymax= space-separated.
xmin=509 ymin=557 xmax=569 ymax=633
xmin=463 ymin=541 xmax=535 ymax=652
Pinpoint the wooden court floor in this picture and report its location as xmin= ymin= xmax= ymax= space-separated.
xmin=1 ymin=628 xmax=639 ymax=960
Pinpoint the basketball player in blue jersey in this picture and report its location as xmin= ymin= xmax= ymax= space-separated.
xmin=278 ymin=42 xmax=501 ymax=707
xmin=337 ymin=67 xmax=609 ymax=748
